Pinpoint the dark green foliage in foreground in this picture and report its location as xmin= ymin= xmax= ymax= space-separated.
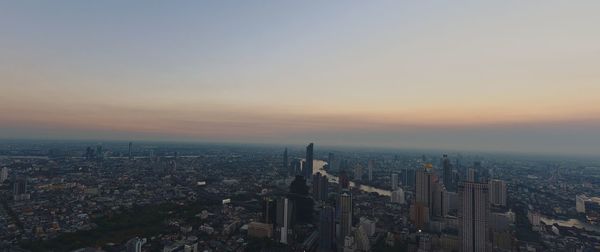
xmin=20 ymin=199 xmax=219 ymax=252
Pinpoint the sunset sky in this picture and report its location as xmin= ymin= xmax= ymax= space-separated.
xmin=1 ymin=1 xmax=599 ymax=155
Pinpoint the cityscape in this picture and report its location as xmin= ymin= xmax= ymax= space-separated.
xmin=1 ymin=141 xmax=599 ymax=251
xmin=2 ymin=1 xmax=600 ymax=252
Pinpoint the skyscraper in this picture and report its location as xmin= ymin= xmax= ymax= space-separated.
xmin=459 ymin=181 xmax=491 ymax=252
xmin=0 ymin=167 xmax=8 ymax=183
xmin=263 ymin=197 xmax=277 ymax=224
xmin=415 ymin=164 xmax=434 ymax=212
xmin=354 ymin=164 xmax=362 ymax=181
xmin=125 ymin=237 xmax=146 ymax=252
xmin=128 ymin=142 xmax=133 ymax=160
xmin=339 ymin=190 xmax=353 ymax=243
xmin=432 ymin=181 xmax=447 ymax=218
xmin=13 ymin=176 xmax=29 ymax=201
xmin=367 ymin=160 xmax=374 ymax=182
xmin=391 ymin=173 xmax=399 ymax=191
xmin=276 ymin=197 xmax=294 ymax=244
xmin=412 ymin=164 xmax=434 ymax=228
xmin=339 ymin=170 xmax=350 ymax=190
xmin=442 ymin=154 xmax=456 ymax=192
xmin=320 ymin=174 xmax=329 ymax=202
xmin=313 ymin=172 xmax=322 ymax=201
xmin=283 ymin=148 xmax=289 ymax=174
xmin=391 ymin=188 xmax=405 ymax=204
xmin=328 ymin=152 xmax=335 ymax=170
xmin=489 ymin=179 xmax=507 ymax=207
xmin=96 ymin=144 xmax=103 ymax=162
xmin=305 ymin=143 xmax=314 ymax=180
xmin=318 ymin=206 xmax=335 ymax=252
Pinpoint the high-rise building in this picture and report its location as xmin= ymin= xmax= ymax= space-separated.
xmin=339 ymin=170 xmax=350 ymax=190
xmin=276 ymin=197 xmax=294 ymax=244
xmin=125 ymin=237 xmax=146 ymax=252
xmin=432 ymin=181 xmax=447 ymax=218
xmin=391 ymin=188 xmax=405 ymax=204
xmin=128 ymin=142 xmax=133 ymax=160
xmin=442 ymin=154 xmax=456 ymax=192
xmin=415 ymin=164 xmax=434 ymax=212
xmin=313 ymin=172 xmax=322 ymax=201
xmin=13 ymin=176 xmax=29 ymax=201
xmin=339 ymin=190 xmax=353 ymax=245
xmin=412 ymin=164 xmax=434 ymax=228
xmin=96 ymin=144 xmax=103 ymax=162
xmin=459 ymin=181 xmax=491 ymax=252
xmin=328 ymin=152 xmax=336 ymax=170
xmin=0 ymin=167 xmax=8 ymax=183
xmin=291 ymin=158 xmax=302 ymax=176
xmin=391 ymin=173 xmax=399 ymax=191
xmin=305 ymin=143 xmax=314 ymax=180
xmin=262 ymin=197 xmax=277 ymax=224
xmin=354 ymin=165 xmax=363 ymax=181
xmin=320 ymin=174 xmax=329 ymax=201
xmin=318 ymin=206 xmax=335 ymax=251
xmin=489 ymin=179 xmax=507 ymax=207
xmin=283 ymin=148 xmax=289 ymax=174
xmin=367 ymin=160 xmax=374 ymax=182
xmin=467 ymin=168 xmax=477 ymax=182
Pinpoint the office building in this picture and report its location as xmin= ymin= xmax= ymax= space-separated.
xmin=328 ymin=152 xmax=336 ymax=170
xmin=368 ymin=160 xmax=374 ymax=182
xmin=312 ymin=172 xmax=329 ymax=202
xmin=262 ymin=197 xmax=276 ymax=224
xmin=339 ymin=170 xmax=350 ymax=190
xmin=312 ymin=172 xmax=324 ymax=201
xmin=459 ymin=181 xmax=490 ymax=252
xmin=276 ymin=197 xmax=294 ymax=244
xmin=13 ymin=176 xmax=29 ymax=201
xmin=125 ymin=237 xmax=146 ymax=252
xmin=412 ymin=164 xmax=434 ymax=228
xmin=339 ymin=190 xmax=353 ymax=244
xmin=305 ymin=143 xmax=314 ymax=180
xmin=0 ymin=167 xmax=8 ymax=183
xmin=442 ymin=154 xmax=456 ymax=192
xmin=283 ymin=148 xmax=289 ymax=174
xmin=391 ymin=188 xmax=405 ymax=204
xmin=432 ymin=182 xmax=447 ymax=218
xmin=391 ymin=173 xmax=399 ymax=191
xmin=489 ymin=179 xmax=507 ymax=207
xmin=354 ymin=165 xmax=362 ymax=181
xmin=318 ymin=206 xmax=335 ymax=251
xmin=128 ymin=142 xmax=133 ymax=160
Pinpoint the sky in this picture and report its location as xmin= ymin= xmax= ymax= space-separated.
xmin=1 ymin=1 xmax=599 ymax=156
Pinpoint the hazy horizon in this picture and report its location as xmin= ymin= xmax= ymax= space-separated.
xmin=2 ymin=1 xmax=600 ymax=156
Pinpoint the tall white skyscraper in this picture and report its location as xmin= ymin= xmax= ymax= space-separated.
xmin=459 ymin=181 xmax=490 ymax=252
xmin=276 ymin=197 xmax=294 ymax=244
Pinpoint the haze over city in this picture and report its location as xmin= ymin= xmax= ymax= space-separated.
xmin=3 ymin=2 xmax=600 ymax=252
xmin=1 ymin=1 xmax=599 ymax=156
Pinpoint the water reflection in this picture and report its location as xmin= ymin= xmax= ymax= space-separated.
xmin=313 ymin=160 xmax=391 ymax=196
xmin=541 ymin=217 xmax=600 ymax=233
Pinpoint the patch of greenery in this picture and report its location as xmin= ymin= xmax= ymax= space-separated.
xmin=20 ymin=199 xmax=219 ymax=252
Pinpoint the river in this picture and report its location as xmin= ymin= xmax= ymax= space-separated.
xmin=313 ymin=160 xmax=392 ymax=196
xmin=541 ymin=217 xmax=600 ymax=233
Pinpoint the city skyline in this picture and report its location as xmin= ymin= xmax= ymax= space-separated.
xmin=2 ymin=1 xmax=600 ymax=156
